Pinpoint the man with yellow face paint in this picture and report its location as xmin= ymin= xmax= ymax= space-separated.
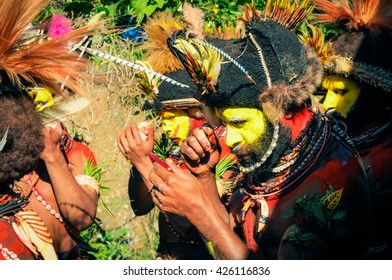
xmin=312 ymin=0 xmax=392 ymax=259
xmin=321 ymin=75 xmax=361 ymax=118
xmin=147 ymin=0 xmax=371 ymax=260
xmin=161 ymin=109 xmax=201 ymax=145
xmin=117 ymin=8 xmax=238 ymax=260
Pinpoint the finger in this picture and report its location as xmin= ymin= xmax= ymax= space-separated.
xmin=194 ymin=127 xmax=214 ymax=152
xmin=117 ymin=131 xmax=129 ymax=156
xmin=165 ymin=158 xmax=183 ymax=174
xmin=148 ymin=167 xmax=168 ymax=192
xmin=148 ymin=184 xmax=165 ymax=195
xmin=180 ymin=136 xmax=204 ymax=161
xmin=145 ymin=125 xmax=154 ymax=144
xmin=201 ymin=124 xmax=218 ymax=150
xmin=151 ymin=190 xmax=163 ymax=209
xmin=129 ymin=123 xmax=144 ymax=142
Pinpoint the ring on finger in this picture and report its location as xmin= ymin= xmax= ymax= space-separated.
xmin=149 ymin=184 xmax=164 ymax=194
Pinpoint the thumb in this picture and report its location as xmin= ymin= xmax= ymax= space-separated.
xmin=166 ymin=157 xmax=183 ymax=173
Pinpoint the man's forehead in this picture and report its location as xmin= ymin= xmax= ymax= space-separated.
xmin=216 ymin=107 xmax=261 ymax=117
xmin=162 ymin=109 xmax=187 ymax=117
xmin=323 ymin=75 xmax=355 ymax=89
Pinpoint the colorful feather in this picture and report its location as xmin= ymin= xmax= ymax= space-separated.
xmin=48 ymin=13 xmax=73 ymax=37
xmin=134 ymin=61 xmax=163 ymax=98
xmin=265 ymin=0 xmax=315 ymax=31
xmin=137 ymin=11 xmax=186 ymax=74
xmin=169 ymin=38 xmax=223 ymax=95
xmin=239 ymin=0 xmax=315 ymax=31
xmin=312 ymin=0 xmax=392 ymax=32
xmin=0 ymin=0 xmax=99 ymax=97
xmin=299 ymin=24 xmax=333 ymax=63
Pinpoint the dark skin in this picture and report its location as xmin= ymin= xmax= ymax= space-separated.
xmin=117 ymin=123 xmax=155 ymax=215
xmin=148 ymin=127 xmax=250 ymax=260
xmin=118 ymin=122 xmax=234 ymax=256
xmin=23 ymin=123 xmax=98 ymax=254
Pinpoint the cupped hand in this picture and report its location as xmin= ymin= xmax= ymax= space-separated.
xmin=40 ymin=124 xmax=63 ymax=162
xmin=148 ymin=158 xmax=211 ymax=220
xmin=180 ymin=126 xmax=221 ymax=177
xmin=117 ymin=122 xmax=155 ymax=167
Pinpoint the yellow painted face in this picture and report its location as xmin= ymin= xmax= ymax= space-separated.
xmin=216 ymin=107 xmax=266 ymax=148
xmin=321 ymin=75 xmax=360 ymax=118
xmin=161 ymin=109 xmax=190 ymax=143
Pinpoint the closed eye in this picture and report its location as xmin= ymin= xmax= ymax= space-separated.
xmin=334 ymin=89 xmax=349 ymax=95
xmin=230 ymin=119 xmax=248 ymax=126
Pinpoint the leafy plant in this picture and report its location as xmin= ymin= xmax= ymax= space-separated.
xmin=153 ymin=132 xmax=176 ymax=160
xmin=281 ymin=186 xmax=347 ymax=248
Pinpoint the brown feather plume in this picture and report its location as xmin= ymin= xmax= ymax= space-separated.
xmin=312 ymin=0 xmax=392 ymax=32
xmin=0 ymin=0 xmax=98 ymax=97
xmin=138 ymin=11 xmax=186 ymax=74
xmin=182 ymin=2 xmax=205 ymax=40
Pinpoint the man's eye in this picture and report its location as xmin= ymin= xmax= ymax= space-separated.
xmin=231 ymin=120 xmax=248 ymax=126
xmin=334 ymin=89 xmax=349 ymax=95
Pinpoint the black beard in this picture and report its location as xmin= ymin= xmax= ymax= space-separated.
xmin=233 ymin=122 xmax=292 ymax=179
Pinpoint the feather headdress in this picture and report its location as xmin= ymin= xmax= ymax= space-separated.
xmin=167 ymin=0 xmax=322 ymax=121
xmin=0 ymin=0 xmax=98 ymax=98
xmin=311 ymin=0 xmax=392 ymax=92
xmin=239 ymin=0 xmax=315 ymax=31
xmin=137 ymin=11 xmax=186 ymax=75
xmin=313 ymin=0 xmax=392 ymax=31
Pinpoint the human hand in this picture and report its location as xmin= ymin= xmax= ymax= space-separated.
xmin=148 ymin=158 xmax=210 ymax=221
xmin=117 ymin=122 xmax=155 ymax=168
xmin=40 ymin=123 xmax=63 ymax=163
xmin=180 ymin=124 xmax=221 ymax=177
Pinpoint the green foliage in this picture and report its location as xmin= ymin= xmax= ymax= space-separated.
xmin=281 ymin=186 xmax=348 ymax=248
xmin=153 ymin=132 xmax=176 ymax=160
xmin=80 ymin=221 xmax=135 ymax=259
xmin=215 ymin=154 xmax=236 ymax=180
xmin=132 ymin=0 xmax=165 ymax=25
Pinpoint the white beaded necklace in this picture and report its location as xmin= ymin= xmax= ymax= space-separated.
xmin=24 ymin=175 xmax=64 ymax=223
xmin=32 ymin=186 xmax=64 ymax=223
xmin=0 ymin=243 xmax=19 ymax=260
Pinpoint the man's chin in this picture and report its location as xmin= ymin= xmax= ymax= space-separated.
xmin=232 ymin=149 xmax=253 ymax=167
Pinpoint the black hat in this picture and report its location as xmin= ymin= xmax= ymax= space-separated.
xmin=312 ymin=0 xmax=392 ymax=93
xmin=168 ymin=1 xmax=323 ymax=121
xmin=141 ymin=69 xmax=201 ymax=111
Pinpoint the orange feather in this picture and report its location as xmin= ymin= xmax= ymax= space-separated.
xmin=313 ymin=0 xmax=392 ymax=32
xmin=0 ymin=0 xmax=98 ymax=96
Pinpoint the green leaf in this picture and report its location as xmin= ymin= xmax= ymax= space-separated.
xmin=215 ymin=154 xmax=236 ymax=179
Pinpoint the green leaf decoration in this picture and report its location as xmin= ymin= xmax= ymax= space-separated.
xmin=83 ymin=159 xmax=113 ymax=216
xmin=284 ymin=224 xmax=319 ymax=247
xmin=331 ymin=209 xmax=347 ymax=221
xmin=215 ymin=154 xmax=236 ymax=180
xmin=282 ymin=185 xmax=348 ymax=248
xmin=153 ymin=133 xmax=176 ymax=160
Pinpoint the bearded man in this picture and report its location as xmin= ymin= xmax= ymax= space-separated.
xmin=146 ymin=1 xmax=371 ymax=260
xmin=117 ymin=8 xmax=237 ymax=259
